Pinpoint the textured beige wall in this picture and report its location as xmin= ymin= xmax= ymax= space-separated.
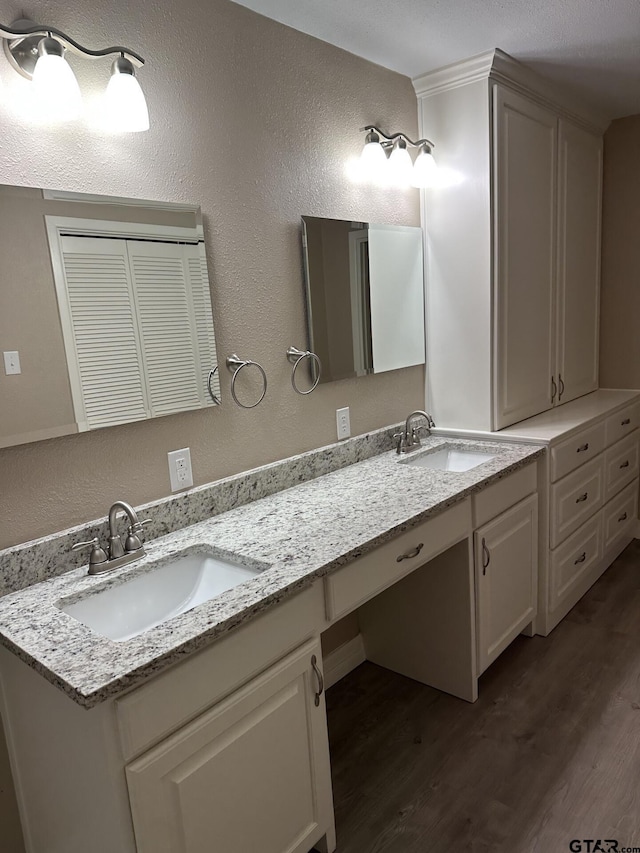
xmin=599 ymin=115 xmax=640 ymax=388
xmin=0 ymin=0 xmax=422 ymax=550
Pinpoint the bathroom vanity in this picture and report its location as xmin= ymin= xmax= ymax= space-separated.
xmin=0 ymin=431 xmax=543 ymax=853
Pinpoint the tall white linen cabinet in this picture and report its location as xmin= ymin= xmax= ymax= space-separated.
xmin=413 ymin=51 xmax=640 ymax=637
xmin=413 ymin=49 xmax=606 ymax=432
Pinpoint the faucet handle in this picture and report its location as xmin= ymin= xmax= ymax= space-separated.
xmin=72 ymin=537 xmax=108 ymax=566
xmin=125 ymin=518 xmax=152 ymax=553
xmin=393 ymin=431 xmax=407 ymax=454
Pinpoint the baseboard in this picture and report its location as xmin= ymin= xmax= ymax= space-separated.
xmin=323 ymin=634 xmax=366 ymax=689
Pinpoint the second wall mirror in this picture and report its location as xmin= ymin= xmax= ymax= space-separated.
xmin=301 ymin=216 xmax=425 ymax=384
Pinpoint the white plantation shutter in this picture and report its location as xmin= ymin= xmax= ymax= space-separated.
xmin=126 ymin=240 xmax=202 ymax=417
xmin=59 ymin=236 xmax=149 ymax=430
xmin=56 ymin=232 xmax=220 ymax=430
xmin=186 ymin=243 xmax=220 ymax=403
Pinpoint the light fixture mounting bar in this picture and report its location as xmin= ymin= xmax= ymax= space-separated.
xmin=0 ymin=19 xmax=145 ymax=73
xmin=361 ymin=125 xmax=434 ymax=150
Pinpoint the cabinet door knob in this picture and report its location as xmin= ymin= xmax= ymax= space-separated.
xmin=481 ymin=537 xmax=491 ymax=575
xmin=396 ymin=543 xmax=424 ymax=563
xmin=620 ymin=460 xmax=630 ymax=469
xmin=311 ymin=655 xmax=324 ymax=707
xmin=551 ymin=375 xmax=557 ymax=404
xmin=618 ymin=512 xmax=628 ymax=523
xmin=621 ymin=418 xmax=631 ymax=426
xmin=576 ymin=443 xmax=589 ymax=453
xmin=574 ymin=552 xmax=587 ymax=565
xmin=576 ymin=492 xmax=588 ymax=503
xmin=558 ymin=373 xmax=565 ymax=401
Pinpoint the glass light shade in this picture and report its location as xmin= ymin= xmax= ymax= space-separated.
xmin=31 ymin=41 xmax=82 ymax=122
xmin=412 ymin=146 xmax=438 ymax=188
xmin=105 ymin=62 xmax=149 ymax=132
xmin=388 ymin=141 xmax=414 ymax=187
xmin=359 ymin=132 xmax=388 ymax=184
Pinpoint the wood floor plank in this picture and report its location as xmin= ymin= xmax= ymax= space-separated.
xmin=325 ymin=541 xmax=640 ymax=853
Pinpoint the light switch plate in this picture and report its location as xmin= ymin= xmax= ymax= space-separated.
xmin=168 ymin=447 xmax=193 ymax=492
xmin=336 ymin=407 xmax=351 ymax=440
xmin=3 ymin=351 xmax=21 ymax=375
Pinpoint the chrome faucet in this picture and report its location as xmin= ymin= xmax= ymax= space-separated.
xmin=72 ymin=500 xmax=151 ymax=575
xmin=395 ymin=410 xmax=436 ymax=454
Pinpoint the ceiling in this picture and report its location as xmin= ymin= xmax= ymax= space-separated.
xmin=230 ymin=0 xmax=640 ymax=120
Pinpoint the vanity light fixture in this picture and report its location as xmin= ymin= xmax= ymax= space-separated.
xmin=358 ymin=125 xmax=438 ymax=188
xmin=0 ymin=18 xmax=149 ymax=131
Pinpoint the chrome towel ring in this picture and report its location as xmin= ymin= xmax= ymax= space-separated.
xmin=287 ymin=346 xmax=321 ymax=395
xmin=226 ymin=354 xmax=267 ymax=409
xmin=207 ymin=365 xmax=221 ymax=405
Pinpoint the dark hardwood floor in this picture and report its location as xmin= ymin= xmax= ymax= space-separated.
xmin=326 ymin=541 xmax=640 ymax=853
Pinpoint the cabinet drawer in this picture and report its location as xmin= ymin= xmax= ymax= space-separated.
xmin=604 ymin=431 xmax=639 ymax=500
xmin=550 ymin=456 xmax=604 ymax=547
xmin=550 ymin=422 xmax=605 ymax=482
xmin=605 ymin=402 xmax=640 ymax=446
xmin=325 ymin=500 xmax=470 ymax=622
xmin=549 ymin=513 xmax=603 ymax=611
xmin=472 ymin=462 xmax=537 ymax=527
xmin=603 ymin=480 xmax=638 ymax=552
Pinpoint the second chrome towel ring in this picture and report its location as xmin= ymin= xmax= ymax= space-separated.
xmin=287 ymin=346 xmax=322 ymax=395
xmin=226 ymin=354 xmax=267 ymax=409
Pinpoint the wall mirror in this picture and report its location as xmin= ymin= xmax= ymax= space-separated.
xmin=0 ymin=185 xmax=220 ymax=449
xmin=301 ymin=216 xmax=425 ymax=384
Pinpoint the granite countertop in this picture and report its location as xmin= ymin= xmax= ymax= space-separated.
xmin=0 ymin=435 xmax=544 ymax=708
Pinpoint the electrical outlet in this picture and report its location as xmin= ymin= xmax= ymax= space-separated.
xmin=3 ymin=351 xmax=21 ymax=375
xmin=168 ymin=447 xmax=193 ymax=492
xmin=336 ymin=407 xmax=351 ymax=440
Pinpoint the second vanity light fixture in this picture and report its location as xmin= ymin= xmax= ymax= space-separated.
xmin=0 ymin=18 xmax=149 ymax=131
xmin=359 ymin=125 xmax=438 ymax=188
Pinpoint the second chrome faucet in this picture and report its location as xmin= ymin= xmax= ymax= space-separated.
xmin=395 ymin=410 xmax=436 ymax=454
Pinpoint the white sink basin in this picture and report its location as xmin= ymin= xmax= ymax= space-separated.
xmin=401 ymin=446 xmax=496 ymax=472
xmin=58 ymin=550 xmax=263 ymax=642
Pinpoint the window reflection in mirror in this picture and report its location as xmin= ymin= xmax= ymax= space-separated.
xmin=0 ymin=186 xmax=220 ymax=449
xmin=301 ymin=216 xmax=425 ymax=384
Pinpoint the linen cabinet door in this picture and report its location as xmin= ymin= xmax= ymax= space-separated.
xmin=475 ymin=494 xmax=538 ymax=674
xmin=493 ymin=85 xmax=558 ymax=429
xmin=555 ymin=119 xmax=602 ymax=405
xmin=126 ymin=639 xmax=334 ymax=853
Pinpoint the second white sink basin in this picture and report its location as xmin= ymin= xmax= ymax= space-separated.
xmin=59 ymin=549 xmax=264 ymax=642
xmin=401 ymin=446 xmax=496 ymax=472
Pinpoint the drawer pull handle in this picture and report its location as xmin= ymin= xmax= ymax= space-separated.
xmin=574 ymin=552 xmax=587 ymax=565
xmin=311 ymin=655 xmax=324 ymax=707
xmin=619 ymin=512 xmax=628 ymax=523
xmin=576 ymin=443 xmax=589 ymax=453
xmin=576 ymin=492 xmax=588 ymax=503
xmin=621 ymin=418 xmax=631 ymax=426
xmin=396 ymin=543 xmax=424 ymax=562
xmin=481 ymin=537 xmax=491 ymax=576
xmin=620 ymin=460 xmax=630 ymax=469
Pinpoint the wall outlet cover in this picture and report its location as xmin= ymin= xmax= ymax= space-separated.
xmin=336 ymin=407 xmax=351 ymax=440
xmin=168 ymin=447 xmax=194 ymax=492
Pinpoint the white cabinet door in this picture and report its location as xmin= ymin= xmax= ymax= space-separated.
xmin=555 ymin=119 xmax=603 ymax=405
xmin=493 ymin=86 xmax=558 ymax=429
xmin=126 ymin=639 xmax=334 ymax=853
xmin=475 ymin=494 xmax=538 ymax=674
